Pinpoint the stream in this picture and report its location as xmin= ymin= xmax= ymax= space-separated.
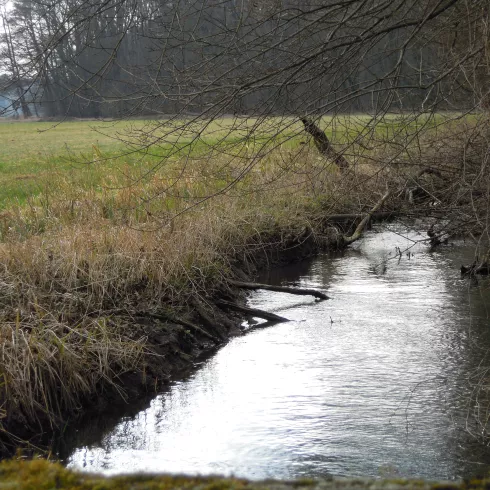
xmin=58 ymin=223 xmax=490 ymax=480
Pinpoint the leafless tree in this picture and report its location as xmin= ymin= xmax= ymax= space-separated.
xmin=1 ymin=0 xmax=490 ymax=237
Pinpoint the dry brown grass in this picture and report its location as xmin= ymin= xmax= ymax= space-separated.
xmin=0 ymin=318 xmax=144 ymax=427
xmin=0 ymin=141 xmax=375 ymax=444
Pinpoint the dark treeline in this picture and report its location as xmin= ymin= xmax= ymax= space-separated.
xmin=0 ymin=0 xmax=487 ymax=118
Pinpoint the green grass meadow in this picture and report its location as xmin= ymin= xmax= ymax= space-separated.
xmin=0 ymin=113 xmax=448 ymax=210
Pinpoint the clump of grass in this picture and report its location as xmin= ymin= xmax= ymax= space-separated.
xmin=0 ymin=316 xmax=144 ymax=429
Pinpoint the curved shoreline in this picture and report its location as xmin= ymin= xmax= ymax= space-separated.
xmin=0 ymin=224 xmax=346 ymax=455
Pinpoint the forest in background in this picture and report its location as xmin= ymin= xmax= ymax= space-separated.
xmin=0 ymin=0 xmax=487 ymax=119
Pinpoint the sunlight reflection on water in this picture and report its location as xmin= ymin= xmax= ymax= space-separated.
xmin=64 ymin=224 xmax=490 ymax=480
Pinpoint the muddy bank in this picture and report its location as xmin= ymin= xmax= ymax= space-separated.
xmin=0 ymin=223 xmax=349 ymax=455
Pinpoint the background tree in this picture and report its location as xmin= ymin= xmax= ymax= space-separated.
xmin=2 ymin=0 xmax=486 ymax=118
xmin=1 ymin=0 xmax=489 ymax=238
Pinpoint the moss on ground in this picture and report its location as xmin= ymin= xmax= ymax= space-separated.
xmin=0 ymin=459 xmax=249 ymax=490
xmin=0 ymin=459 xmax=489 ymax=490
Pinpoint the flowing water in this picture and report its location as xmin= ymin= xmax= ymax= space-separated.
xmin=59 ymin=223 xmax=490 ymax=480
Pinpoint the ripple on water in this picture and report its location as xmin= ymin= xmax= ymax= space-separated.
xmin=63 ymin=224 xmax=490 ymax=480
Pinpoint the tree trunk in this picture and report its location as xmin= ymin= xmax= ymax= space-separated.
xmin=301 ymin=118 xmax=349 ymax=172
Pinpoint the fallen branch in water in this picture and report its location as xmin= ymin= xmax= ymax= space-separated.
xmin=343 ymin=189 xmax=391 ymax=244
xmin=229 ymin=280 xmax=328 ymax=300
xmin=215 ymin=300 xmax=289 ymax=322
xmin=461 ymin=261 xmax=490 ymax=276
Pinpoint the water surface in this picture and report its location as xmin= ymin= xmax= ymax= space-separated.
xmin=62 ymin=223 xmax=490 ymax=480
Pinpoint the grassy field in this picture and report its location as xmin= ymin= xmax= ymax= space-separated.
xmin=0 ymin=120 xmax=132 ymax=206
xmin=0 ymin=114 xmax=448 ymax=209
xmin=0 ymin=117 xmax=292 ymax=207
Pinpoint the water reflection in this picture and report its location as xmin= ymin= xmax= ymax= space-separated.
xmin=63 ymin=224 xmax=490 ymax=480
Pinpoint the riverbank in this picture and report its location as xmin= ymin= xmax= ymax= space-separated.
xmin=0 ymin=132 xmax=397 ymax=453
xmin=0 ymin=113 xmax=488 ymax=454
xmin=0 ymin=200 xmax=380 ymax=454
xmin=0 ymin=458 xmax=486 ymax=490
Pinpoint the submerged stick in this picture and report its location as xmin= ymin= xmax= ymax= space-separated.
xmin=461 ymin=262 xmax=490 ymax=276
xmin=229 ymin=280 xmax=329 ymax=300
xmin=215 ymin=300 xmax=289 ymax=322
